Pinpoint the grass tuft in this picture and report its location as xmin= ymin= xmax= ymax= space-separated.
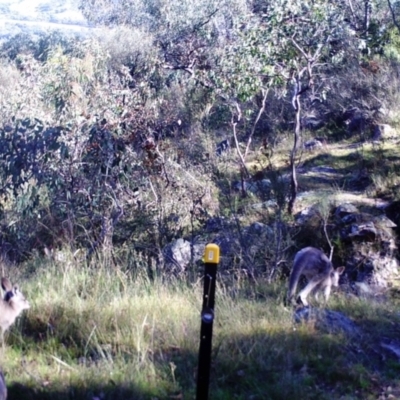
xmin=1 ymin=253 xmax=400 ymax=399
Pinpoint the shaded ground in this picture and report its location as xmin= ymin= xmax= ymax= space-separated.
xmin=293 ymin=138 xmax=400 ymax=212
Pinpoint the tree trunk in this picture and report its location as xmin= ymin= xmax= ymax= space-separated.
xmin=288 ymin=83 xmax=302 ymax=215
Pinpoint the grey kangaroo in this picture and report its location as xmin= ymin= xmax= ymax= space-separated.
xmin=0 ymin=277 xmax=30 ymax=346
xmin=0 ymin=369 xmax=6 ymax=400
xmin=287 ymin=247 xmax=345 ymax=306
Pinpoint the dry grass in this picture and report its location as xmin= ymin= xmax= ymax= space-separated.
xmin=0 ymin=253 xmax=399 ymax=399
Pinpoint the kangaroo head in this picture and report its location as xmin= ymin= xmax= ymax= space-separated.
xmin=330 ymin=266 xmax=345 ymax=287
xmin=1 ymin=277 xmax=30 ymax=312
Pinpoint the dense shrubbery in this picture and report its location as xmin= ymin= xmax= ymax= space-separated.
xmin=0 ymin=0 xmax=400 ymax=269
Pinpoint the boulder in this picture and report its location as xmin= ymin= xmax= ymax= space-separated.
xmin=295 ymin=206 xmax=321 ymax=226
xmin=294 ymin=306 xmax=360 ymax=336
xmin=303 ymin=138 xmax=323 ymax=151
xmin=372 ymin=124 xmax=397 ymax=142
xmin=295 ymin=200 xmax=399 ymax=289
xmin=333 ymin=203 xmax=399 ymax=288
xmin=334 ymin=203 xmax=359 ymax=219
xmin=163 ymin=239 xmax=205 ymax=274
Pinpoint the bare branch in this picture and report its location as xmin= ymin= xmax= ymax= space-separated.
xmin=231 ymin=103 xmax=250 ymax=180
xmin=244 ymin=88 xmax=269 ymax=159
xmin=388 ymin=0 xmax=400 ymax=34
xmin=291 ymin=36 xmax=310 ymax=60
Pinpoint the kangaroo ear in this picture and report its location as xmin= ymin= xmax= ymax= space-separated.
xmin=336 ymin=266 xmax=345 ymax=275
xmin=1 ymin=277 xmax=12 ymax=291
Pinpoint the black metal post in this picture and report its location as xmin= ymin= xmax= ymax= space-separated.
xmin=196 ymin=244 xmax=220 ymax=400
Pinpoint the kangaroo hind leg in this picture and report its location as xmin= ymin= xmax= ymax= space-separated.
xmin=297 ymin=275 xmax=325 ymax=306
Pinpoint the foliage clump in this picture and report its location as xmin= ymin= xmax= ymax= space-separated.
xmin=0 ymin=0 xmax=400 ymax=272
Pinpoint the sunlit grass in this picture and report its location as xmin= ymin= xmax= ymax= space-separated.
xmin=1 ymin=253 xmax=400 ymax=399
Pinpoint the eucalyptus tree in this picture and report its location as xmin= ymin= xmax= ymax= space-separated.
xmin=266 ymin=1 xmax=351 ymax=213
xmin=220 ymin=0 xmax=353 ymax=213
xmin=78 ymin=0 xmax=384 ymax=215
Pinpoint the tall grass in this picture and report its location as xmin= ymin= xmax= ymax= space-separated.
xmin=1 ymin=251 xmax=400 ymax=399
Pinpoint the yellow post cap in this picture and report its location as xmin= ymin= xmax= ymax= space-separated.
xmin=204 ymin=243 xmax=220 ymax=264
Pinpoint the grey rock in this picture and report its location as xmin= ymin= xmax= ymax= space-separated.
xmin=295 ymin=206 xmax=320 ymax=225
xmin=301 ymin=116 xmax=324 ymax=130
xmin=353 ymin=282 xmax=388 ymax=298
xmin=163 ymin=239 xmax=205 ymax=273
xmin=294 ymin=306 xmax=360 ymax=336
xmin=348 ymin=221 xmax=378 ymax=241
xmin=372 ymin=124 xmax=396 ymax=141
xmin=373 ymin=214 xmax=397 ymax=229
xmin=245 ymin=222 xmax=273 ymax=236
xmin=296 ymin=201 xmax=399 ymax=289
xmin=335 ymin=203 xmax=359 ymax=219
xmin=304 ymin=139 xmax=323 ymax=151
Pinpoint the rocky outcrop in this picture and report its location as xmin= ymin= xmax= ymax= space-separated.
xmin=162 ymin=198 xmax=399 ymax=291
xmin=334 ymin=203 xmax=398 ymax=288
xmin=162 ymin=220 xmax=277 ymax=274
xmin=295 ymin=200 xmax=399 ymax=291
xmin=294 ymin=306 xmax=360 ymax=336
xmin=163 ymin=238 xmax=205 ymax=274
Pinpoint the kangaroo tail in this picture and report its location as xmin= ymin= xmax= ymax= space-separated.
xmin=287 ymin=273 xmax=299 ymax=303
xmin=286 ymin=257 xmax=303 ymax=305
